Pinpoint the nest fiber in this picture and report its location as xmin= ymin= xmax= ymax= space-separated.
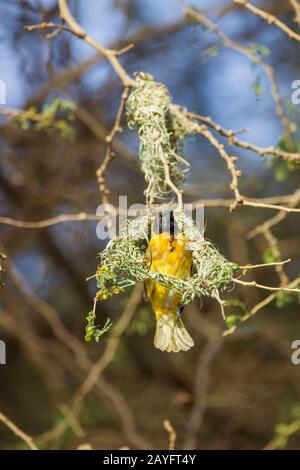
xmin=126 ymin=72 xmax=190 ymax=200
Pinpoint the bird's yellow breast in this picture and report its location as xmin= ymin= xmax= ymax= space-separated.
xmin=145 ymin=233 xmax=192 ymax=317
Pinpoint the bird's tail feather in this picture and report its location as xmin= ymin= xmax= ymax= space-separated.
xmin=154 ymin=313 xmax=194 ymax=353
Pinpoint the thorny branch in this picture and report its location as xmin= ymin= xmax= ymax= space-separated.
xmin=235 ymin=0 xmax=300 ymax=42
xmin=96 ymin=87 xmax=130 ymax=203
xmin=57 ymin=0 xmax=135 ymax=87
xmin=197 ymin=125 xmax=243 ymax=211
xmin=189 ymin=112 xmax=300 ymax=163
xmin=224 ymin=276 xmax=300 ymax=336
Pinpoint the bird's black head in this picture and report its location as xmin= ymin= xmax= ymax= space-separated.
xmin=157 ymin=210 xmax=175 ymax=238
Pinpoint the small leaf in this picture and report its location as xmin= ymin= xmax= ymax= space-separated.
xmin=250 ymin=43 xmax=270 ymax=56
xmin=275 ymin=163 xmax=289 ymax=182
xmin=252 ymin=76 xmax=263 ymax=96
xmin=85 ymin=311 xmax=113 ymax=343
xmin=225 ymin=314 xmax=242 ymax=328
xmin=275 ymin=291 xmax=293 ymax=309
xmin=262 ymin=248 xmax=279 ymax=264
xmin=202 ymin=44 xmax=220 ymax=61
xmin=94 ymin=318 xmax=113 ymax=342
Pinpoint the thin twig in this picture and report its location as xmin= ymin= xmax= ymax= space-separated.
xmin=196 ymin=125 xmax=244 ymax=211
xmin=224 ymin=276 xmax=300 ymax=336
xmin=290 ymin=0 xmax=300 ymax=26
xmin=235 ymin=0 xmax=300 ymax=42
xmin=96 ymin=87 xmax=130 ymax=203
xmin=233 ymin=278 xmax=300 ymax=294
xmin=262 ymin=227 xmax=289 ymax=286
xmin=158 ymin=145 xmax=184 ymax=210
xmin=238 ymin=259 xmax=291 ymax=271
xmin=189 ymin=112 xmax=300 ymax=162
xmin=263 ymin=417 xmax=300 ymax=450
xmin=57 ymin=0 xmax=135 ymax=87
xmin=0 ymin=411 xmax=38 ymax=450
xmin=24 ymin=21 xmax=73 ymax=35
xmin=0 ymin=212 xmax=104 ymax=228
xmin=163 ymin=420 xmax=176 ymax=450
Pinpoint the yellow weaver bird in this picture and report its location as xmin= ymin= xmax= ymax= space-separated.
xmin=145 ymin=211 xmax=194 ymax=353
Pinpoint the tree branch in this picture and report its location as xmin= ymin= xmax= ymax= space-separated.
xmin=235 ymin=0 xmax=300 ymax=42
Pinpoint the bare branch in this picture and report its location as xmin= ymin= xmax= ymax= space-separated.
xmin=0 ymin=411 xmax=38 ymax=450
xmin=96 ymin=87 xmax=130 ymax=203
xmin=235 ymin=0 xmax=300 ymax=42
xmin=189 ymin=112 xmax=300 ymax=163
xmin=57 ymin=0 xmax=135 ymax=87
xmin=163 ymin=420 xmax=176 ymax=450
xmin=233 ymin=278 xmax=300 ymax=294
xmin=290 ymin=0 xmax=300 ymax=26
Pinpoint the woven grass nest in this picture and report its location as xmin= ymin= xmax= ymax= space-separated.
xmin=95 ymin=213 xmax=238 ymax=307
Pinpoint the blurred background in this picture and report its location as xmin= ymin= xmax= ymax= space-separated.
xmin=0 ymin=0 xmax=300 ymax=450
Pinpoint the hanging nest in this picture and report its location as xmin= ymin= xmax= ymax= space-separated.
xmin=126 ymin=72 xmax=190 ymax=200
xmin=95 ymin=213 xmax=238 ymax=307
xmin=87 ymin=72 xmax=239 ymax=343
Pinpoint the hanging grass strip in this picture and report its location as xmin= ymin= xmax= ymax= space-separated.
xmin=126 ymin=72 xmax=190 ymax=201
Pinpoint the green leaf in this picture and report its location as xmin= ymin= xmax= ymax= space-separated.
xmin=262 ymin=248 xmax=279 ymax=264
xmin=250 ymin=43 xmax=270 ymax=56
xmin=225 ymin=314 xmax=242 ymax=328
xmin=94 ymin=318 xmax=113 ymax=342
xmin=202 ymin=44 xmax=220 ymax=61
xmin=251 ymin=76 xmax=263 ymax=96
xmin=275 ymin=162 xmax=289 ymax=182
xmin=276 ymin=135 xmax=291 ymax=151
xmin=265 ymin=156 xmax=275 ymax=168
xmin=275 ymin=291 xmax=293 ymax=309
xmin=84 ymin=312 xmax=113 ymax=343
xmin=291 ymin=405 xmax=300 ymax=420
